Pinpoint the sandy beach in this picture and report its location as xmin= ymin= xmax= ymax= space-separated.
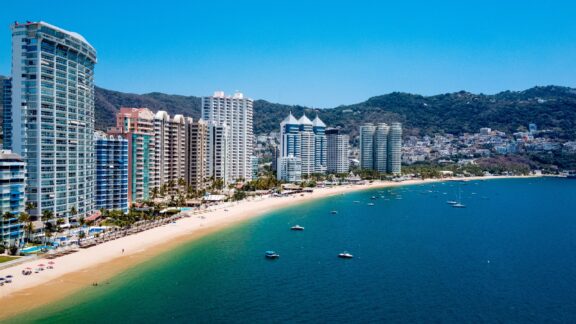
xmin=0 ymin=176 xmax=535 ymax=319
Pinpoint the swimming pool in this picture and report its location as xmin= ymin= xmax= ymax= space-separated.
xmin=180 ymin=207 xmax=192 ymax=211
xmin=21 ymin=245 xmax=52 ymax=254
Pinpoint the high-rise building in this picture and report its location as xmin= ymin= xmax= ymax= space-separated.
xmin=359 ymin=124 xmax=376 ymax=170
xmin=202 ymin=91 xmax=253 ymax=183
xmin=2 ymin=78 xmax=12 ymax=150
xmin=326 ymin=128 xmax=349 ymax=174
xmin=94 ymin=132 xmax=128 ymax=213
xmin=152 ymin=111 xmax=186 ymax=189
xmin=374 ymin=123 xmax=389 ymax=172
xmin=185 ymin=118 xmax=208 ymax=191
xmin=109 ymin=107 xmax=155 ymax=204
xmin=0 ymin=150 xmax=25 ymax=246
xmin=251 ymin=156 xmax=259 ymax=179
xmin=277 ymin=155 xmax=302 ymax=183
xmin=277 ymin=112 xmax=328 ymax=181
xmin=360 ymin=122 xmax=402 ymax=175
xmin=312 ymin=116 xmax=327 ymax=174
xmin=387 ymin=122 xmax=402 ymax=174
xmin=207 ymin=122 xmax=229 ymax=184
xmin=9 ymin=22 xmax=97 ymax=221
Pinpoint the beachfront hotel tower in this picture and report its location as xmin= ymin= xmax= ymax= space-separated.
xmin=326 ymin=128 xmax=349 ymax=174
xmin=202 ymin=91 xmax=253 ymax=183
xmin=277 ymin=112 xmax=328 ymax=182
xmin=0 ymin=150 xmax=25 ymax=246
xmin=8 ymin=22 xmax=97 ymax=222
xmin=2 ymin=78 xmax=12 ymax=150
xmin=152 ymin=111 xmax=186 ymax=189
xmin=185 ymin=118 xmax=209 ymax=190
xmin=108 ymin=108 xmax=155 ymax=204
xmin=94 ymin=132 xmax=128 ymax=214
xmin=359 ymin=122 xmax=402 ymax=175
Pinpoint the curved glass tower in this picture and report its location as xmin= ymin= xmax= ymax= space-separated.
xmin=9 ymin=22 xmax=97 ymax=222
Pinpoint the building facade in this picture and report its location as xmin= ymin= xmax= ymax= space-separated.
xmin=359 ymin=122 xmax=402 ymax=175
xmin=387 ymin=122 xmax=402 ymax=174
xmin=9 ymin=22 xmax=97 ymax=221
xmin=207 ymin=122 xmax=229 ymax=184
xmin=202 ymin=91 xmax=253 ymax=183
xmin=94 ymin=132 xmax=128 ymax=213
xmin=0 ymin=150 xmax=25 ymax=246
xmin=185 ymin=118 xmax=208 ymax=191
xmin=326 ymin=128 xmax=349 ymax=174
xmin=152 ymin=111 xmax=186 ymax=189
xmin=2 ymin=78 xmax=12 ymax=150
xmin=277 ymin=155 xmax=302 ymax=183
xmin=109 ymin=107 xmax=155 ymax=204
xmin=277 ymin=112 xmax=328 ymax=182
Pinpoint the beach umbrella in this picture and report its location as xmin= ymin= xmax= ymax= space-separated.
xmin=0 ymin=277 xmax=4 ymax=281
xmin=38 ymin=264 xmax=45 ymax=267
xmin=48 ymin=261 xmax=55 ymax=265
xmin=6 ymin=275 xmax=13 ymax=278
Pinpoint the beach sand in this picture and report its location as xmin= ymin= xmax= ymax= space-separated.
xmin=0 ymin=176 xmax=533 ymax=319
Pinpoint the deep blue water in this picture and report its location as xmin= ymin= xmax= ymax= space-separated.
xmin=12 ymin=178 xmax=576 ymax=323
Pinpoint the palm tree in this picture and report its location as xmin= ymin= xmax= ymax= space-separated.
xmin=151 ymin=187 xmax=159 ymax=200
xmin=18 ymin=212 xmax=30 ymax=245
xmin=69 ymin=206 xmax=77 ymax=219
xmin=2 ymin=212 xmax=13 ymax=247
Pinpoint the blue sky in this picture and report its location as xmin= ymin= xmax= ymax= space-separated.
xmin=1 ymin=0 xmax=575 ymax=107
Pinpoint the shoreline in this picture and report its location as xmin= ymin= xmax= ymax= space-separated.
xmin=0 ymin=175 xmax=540 ymax=320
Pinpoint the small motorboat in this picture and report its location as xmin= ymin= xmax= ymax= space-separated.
xmin=446 ymin=201 xmax=458 ymax=205
xmin=290 ymin=225 xmax=304 ymax=231
xmin=338 ymin=252 xmax=354 ymax=259
xmin=353 ymin=201 xmax=360 ymax=204
xmin=452 ymin=203 xmax=466 ymax=208
xmin=370 ymin=196 xmax=377 ymax=200
xmin=367 ymin=203 xmax=375 ymax=206
xmin=265 ymin=251 xmax=280 ymax=259
xmin=330 ymin=210 xmax=338 ymax=214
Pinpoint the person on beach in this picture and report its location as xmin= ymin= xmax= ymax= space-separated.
xmin=122 ymin=248 xmax=124 ymax=254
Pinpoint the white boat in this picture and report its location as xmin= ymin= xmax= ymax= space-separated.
xmin=452 ymin=203 xmax=466 ymax=208
xmin=330 ymin=210 xmax=338 ymax=214
xmin=368 ymin=203 xmax=375 ymax=206
xmin=290 ymin=225 xmax=305 ymax=231
xmin=446 ymin=200 xmax=458 ymax=205
xmin=338 ymin=252 xmax=354 ymax=259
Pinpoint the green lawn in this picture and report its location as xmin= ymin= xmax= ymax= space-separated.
xmin=0 ymin=256 xmax=18 ymax=263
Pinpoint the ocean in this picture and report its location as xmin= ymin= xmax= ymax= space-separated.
xmin=11 ymin=178 xmax=576 ymax=323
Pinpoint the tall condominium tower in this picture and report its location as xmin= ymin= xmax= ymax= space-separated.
xmin=202 ymin=91 xmax=253 ymax=183
xmin=359 ymin=122 xmax=402 ymax=175
xmin=94 ymin=132 xmax=128 ymax=213
xmin=9 ymin=22 xmax=97 ymax=221
xmin=277 ymin=112 xmax=328 ymax=181
xmin=374 ymin=123 xmax=390 ymax=173
xmin=387 ymin=122 xmax=402 ymax=174
xmin=185 ymin=118 xmax=208 ymax=191
xmin=326 ymin=128 xmax=349 ymax=174
xmin=2 ymin=78 xmax=12 ymax=150
xmin=109 ymin=107 xmax=155 ymax=204
xmin=207 ymin=122 xmax=229 ymax=183
xmin=0 ymin=150 xmax=26 ymax=246
xmin=359 ymin=124 xmax=376 ymax=170
xmin=312 ymin=116 xmax=327 ymax=174
xmin=152 ymin=111 xmax=186 ymax=189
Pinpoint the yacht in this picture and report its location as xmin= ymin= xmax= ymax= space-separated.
xmin=338 ymin=252 xmax=354 ymax=259
xmin=265 ymin=251 xmax=280 ymax=259
xmin=290 ymin=225 xmax=305 ymax=231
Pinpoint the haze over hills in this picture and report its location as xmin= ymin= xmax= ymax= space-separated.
xmin=95 ymin=85 xmax=576 ymax=140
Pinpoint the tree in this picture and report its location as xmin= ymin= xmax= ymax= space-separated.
xmin=18 ymin=212 xmax=31 ymax=245
xmin=151 ymin=187 xmax=159 ymax=199
xmin=69 ymin=206 xmax=78 ymax=219
xmin=2 ymin=212 xmax=14 ymax=247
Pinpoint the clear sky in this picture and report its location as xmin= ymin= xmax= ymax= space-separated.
xmin=1 ymin=0 xmax=575 ymax=107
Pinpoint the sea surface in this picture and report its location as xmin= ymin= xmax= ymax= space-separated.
xmin=11 ymin=178 xmax=576 ymax=323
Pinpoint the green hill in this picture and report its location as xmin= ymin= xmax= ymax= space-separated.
xmin=90 ymin=85 xmax=576 ymax=141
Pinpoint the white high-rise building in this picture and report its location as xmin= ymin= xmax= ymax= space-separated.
xmin=326 ymin=128 xmax=349 ymax=174
xmin=9 ymin=21 xmax=97 ymax=221
xmin=359 ymin=124 xmax=376 ymax=170
xmin=202 ymin=91 xmax=253 ymax=183
xmin=387 ymin=122 xmax=402 ymax=174
xmin=359 ymin=122 xmax=402 ymax=175
xmin=207 ymin=122 xmax=229 ymax=184
xmin=152 ymin=111 xmax=186 ymax=189
xmin=277 ymin=112 xmax=327 ymax=181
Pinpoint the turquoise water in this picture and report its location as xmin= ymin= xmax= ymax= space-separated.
xmin=10 ymin=178 xmax=576 ymax=323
